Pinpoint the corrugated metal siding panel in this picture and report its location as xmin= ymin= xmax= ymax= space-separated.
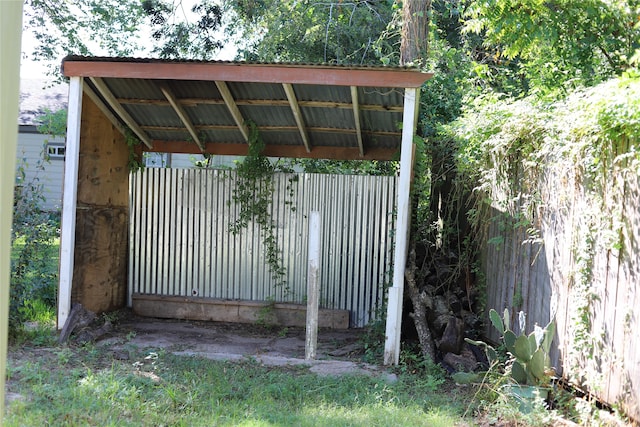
xmin=129 ymin=170 xmax=397 ymax=327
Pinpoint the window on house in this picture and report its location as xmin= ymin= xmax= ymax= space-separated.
xmin=47 ymin=144 xmax=65 ymax=159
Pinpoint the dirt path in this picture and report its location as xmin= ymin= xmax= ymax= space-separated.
xmin=98 ymin=314 xmax=397 ymax=380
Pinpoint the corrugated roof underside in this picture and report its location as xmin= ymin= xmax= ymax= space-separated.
xmin=85 ymin=75 xmax=407 ymax=158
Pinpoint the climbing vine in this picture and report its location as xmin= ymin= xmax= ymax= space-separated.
xmin=229 ymin=122 xmax=295 ymax=291
xmin=125 ymin=130 xmax=145 ymax=173
xmin=451 ymin=73 xmax=640 ymax=399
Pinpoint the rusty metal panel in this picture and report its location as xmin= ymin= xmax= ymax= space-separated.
xmin=129 ymin=169 xmax=397 ymax=327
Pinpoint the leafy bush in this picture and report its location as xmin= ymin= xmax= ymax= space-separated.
xmin=10 ymin=125 xmax=61 ymax=336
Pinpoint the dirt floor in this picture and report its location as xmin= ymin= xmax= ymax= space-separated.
xmin=96 ymin=312 xmax=397 ymax=380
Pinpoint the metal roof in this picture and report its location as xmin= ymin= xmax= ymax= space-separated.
xmin=62 ymin=56 xmax=432 ymax=161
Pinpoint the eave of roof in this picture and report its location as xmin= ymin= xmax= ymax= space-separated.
xmin=62 ymin=56 xmax=431 ymax=88
xmin=62 ymin=56 xmax=433 ymax=161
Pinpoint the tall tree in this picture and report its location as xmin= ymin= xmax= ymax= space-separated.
xmin=399 ymin=0 xmax=437 ymax=364
xmin=24 ymin=0 xmax=228 ymax=77
xmin=463 ymin=0 xmax=640 ymax=94
xmin=224 ymin=0 xmax=399 ymax=64
xmin=399 ymin=0 xmax=430 ymax=66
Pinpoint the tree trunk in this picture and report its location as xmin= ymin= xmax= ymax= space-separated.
xmin=405 ymin=249 xmax=436 ymax=361
xmin=400 ymin=0 xmax=430 ymax=67
xmin=400 ymin=0 xmax=435 ymax=362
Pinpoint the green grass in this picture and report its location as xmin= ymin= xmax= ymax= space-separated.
xmin=4 ymin=346 xmax=474 ymax=426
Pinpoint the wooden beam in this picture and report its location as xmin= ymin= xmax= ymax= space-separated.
xmin=305 ymin=211 xmax=321 ymax=360
xmin=215 ymin=81 xmax=249 ymax=142
xmin=117 ymin=97 xmax=405 ymax=112
xmin=139 ymin=124 xmax=400 ymax=137
xmin=58 ymin=76 xmax=83 ymax=329
xmin=89 ymin=77 xmax=153 ymax=148
xmin=63 ymin=58 xmax=433 ymax=88
xmin=351 ymin=86 xmax=364 ymax=157
xmin=146 ymin=140 xmax=399 ymax=161
xmin=83 ymin=82 xmax=126 ymax=135
xmin=384 ymin=87 xmax=420 ymax=366
xmin=283 ymin=83 xmax=311 ymax=153
xmin=157 ymin=81 xmax=204 ymax=151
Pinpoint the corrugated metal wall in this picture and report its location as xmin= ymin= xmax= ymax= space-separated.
xmin=129 ymin=169 xmax=397 ymax=327
xmin=482 ymin=163 xmax=640 ymax=420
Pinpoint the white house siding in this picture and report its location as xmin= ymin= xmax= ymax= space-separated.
xmin=18 ymin=79 xmax=68 ymax=212
xmin=16 ymin=127 xmax=65 ymax=211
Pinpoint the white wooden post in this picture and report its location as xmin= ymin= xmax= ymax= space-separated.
xmin=57 ymin=76 xmax=83 ymax=329
xmin=305 ymin=211 xmax=321 ymax=360
xmin=1 ymin=1 xmax=24 ymax=416
xmin=384 ymin=87 xmax=420 ymax=365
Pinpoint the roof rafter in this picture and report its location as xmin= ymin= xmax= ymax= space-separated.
xmin=350 ymin=86 xmax=364 ymax=157
xmin=283 ymin=83 xmax=311 ymax=153
xmin=215 ymin=81 xmax=250 ymax=142
xmin=83 ymin=81 xmax=126 ymax=136
xmin=157 ymin=81 xmax=205 ymax=152
xmin=89 ymin=77 xmax=153 ymax=148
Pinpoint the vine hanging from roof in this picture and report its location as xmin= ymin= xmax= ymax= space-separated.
xmin=229 ymin=121 xmax=297 ymax=293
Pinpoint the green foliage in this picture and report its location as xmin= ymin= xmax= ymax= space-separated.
xmin=455 ymin=73 xmax=639 ymax=403
xmin=230 ymin=122 xmax=295 ymax=290
xmin=225 ymin=0 xmax=399 ymax=64
xmin=11 ymin=152 xmax=60 ymax=338
xmin=467 ymin=309 xmax=555 ymax=387
xmin=125 ymin=130 xmax=145 ymax=173
xmin=142 ymin=0 xmax=224 ymax=59
xmin=289 ymin=158 xmax=398 ymax=176
xmin=25 ymin=0 xmax=146 ymax=77
xmin=462 ymin=0 xmax=640 ymax=95
xmin=36 ymin=108 xmax=67 ymax=137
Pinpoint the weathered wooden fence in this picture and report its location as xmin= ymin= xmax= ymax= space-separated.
xmin=482 ymin=159 xmax=640 ymax=420
xmin=128 ymin=168 xmax=397 ymax=328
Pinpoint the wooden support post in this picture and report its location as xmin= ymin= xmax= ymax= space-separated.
xmin=0 ymin=2 xmax=23 ymax=415
xmin=384 ymin=87 xmax=419 ymax=365
xmin=305 ymin=211 xmax=321 ymax=360
xmin=58 ymin=76 xmax=83 ymax=329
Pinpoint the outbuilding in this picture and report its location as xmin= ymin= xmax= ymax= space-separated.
xmin=57 ymin=56 xmax=431 ymax=364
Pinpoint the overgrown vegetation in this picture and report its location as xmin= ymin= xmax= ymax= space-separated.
xmin=449 ymin=72 xmax=640 ymax=424
xmin=10 ymin=109 xmax=63 ymax=338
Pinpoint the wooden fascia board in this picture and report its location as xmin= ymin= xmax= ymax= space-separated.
xmin=63 ymin=60 xmax=433 ymax=88
xmin=215 ymin=81 xmax=249 ymax=142
xmin=89 ymin=77 xmax=153 ymax=148
xmin=350 ymin=86 xmax=364 ymax=157
xmin=146 ymin=140 xmax=398 ymax=161
xmin=283 ymin=83 xmax=311 ymax=153
xmin=157 ymin=81 xmax=204 ymax=151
